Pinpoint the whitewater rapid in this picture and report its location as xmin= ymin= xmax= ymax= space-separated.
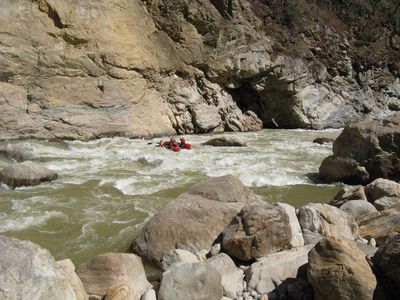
xmin=0 ymin=129 xmax=340 ymax=263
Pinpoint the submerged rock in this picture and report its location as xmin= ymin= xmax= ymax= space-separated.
xmin=0 ymin=161 xmax=57 ymax=189
xmin=203 ymin=136 xmax=248 ymax=147
xmin=313 ymin=137 xmax=334 ymax=144
xmin=131 ymin=175 xmax=263 ymax=265
xmin=76 ymin=253 xmax=151 ymax=300
xmin=308 ymin=237 xmax=377 ymax=300
xmin=0 ymin=235 xmax=87 ymax=300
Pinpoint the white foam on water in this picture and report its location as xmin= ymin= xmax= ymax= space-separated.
xmin=0 ymin=211 xmax=65 ymax=232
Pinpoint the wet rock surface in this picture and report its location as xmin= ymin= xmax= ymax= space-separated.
xmin=0 ymin=160 xmax=58 ymax=188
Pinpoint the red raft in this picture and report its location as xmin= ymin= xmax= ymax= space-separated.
xmin=159 ymin=138 xmax=192 ymax=152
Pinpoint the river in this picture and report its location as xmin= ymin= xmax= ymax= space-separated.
xmin=0 ymin=129 xmax=342 ymax=265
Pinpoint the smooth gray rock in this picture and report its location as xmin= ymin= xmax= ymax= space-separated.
xmin=365 ymin=178 xmax=400 ymax=202
xmin=0 ymin=235 xmax=87 ymax=300
xmin=161 ymin=249 xmax=199 ymax=271
xmin=141 ymin=289 xmax=157 ymax=300
xmin=246 ymin=245 xmax=313 ymax=295
xmin=339 ymin=200 xmax=378 ymax=221
xmin=302 ymin=229 xmax=324 ymax=245
xmin=298 ymin=203 xmax=359 ymax=240
xmin=203 ymin=254 xmax=244 ymax=299
xmin=277 ymin=202 xmax=304 ymax=248
xmin=158 ymin=262 xmax=224 ymax=300
xmin=0 ymin=161 xmax=57 ymax=189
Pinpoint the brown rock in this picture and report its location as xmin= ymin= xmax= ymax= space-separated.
xmin=76 ymin=253 xmax=151 ymax=300
xmin=374 ymin=196 xmax=400 ymax=211
xmin=203 ymin=136 xmax=247 ymax=147
xmin=222 ymin=203 xmax=294 ymax=261
xmin=308 ymin=237 xmax=377 ymax=300
xmin=319 ymin=155 xmax=369 ymax=184
xmin=359 ymin=208 xmax=400 ymax=245
xmin=131 ymin=175 xmax=263 ymax=265
xmin=330 ymin=185 xmax=367 ymax=207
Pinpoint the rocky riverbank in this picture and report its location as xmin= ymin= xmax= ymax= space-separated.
xmin=1 ymin=173 xmax=399 ymax=300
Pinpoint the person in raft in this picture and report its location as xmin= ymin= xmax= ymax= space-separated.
xmin=158 ymin=137 xmax=192 ymax=150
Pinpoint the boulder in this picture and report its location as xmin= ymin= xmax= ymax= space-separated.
xmin=141 ymin=289 xmax=157 ymax=300
xmin=76 ymin=253 xmax=151 ymax=300
xmin=302 ymin=229 xmax=324 ymax=245
xmin=307 ymin=237 xmax=377 ymax=300
xmin=359 ymin=208 xmax=400 ymax=245
xmin=0 ymin=161 xmax=58 ymax=189
xmin=158 ymin=262 xmax=224 ymax=300
xmin=373 ymin=234 xmax=400 ymax=298
xmin=277 ymin=203 xmax=305 ymax=247
xmin=339 ymin=200 xmax=378 ymax=221
xmin=56 ymin=259 xmax=89 ymax=300
xmin=319 ymin=155 xmax=369 ymax=184
xmin=161 ymin=249 xmax=199 ymax=271
xmin=0 ymin=235 xmax=87 ymax=300
xmin=330 ymin=185 xmax=367 ymax=207
xmin=132 ymin=175 xmax=263 ymax=265
xmin=0 ymin=146 xmax=36 ymax=162
xmin=203 ymin=254 xmax=244 ymax=299
xmin=221 ymin=203 xmax=294 ymax=261
xmin=298 ymin=203 xmax=359 ymax=240
xmin=374 ymin=196 xmax=400 ymax=211
xmin=365 ymin=178 xmax=400 ymax=202
xmin=313 ymin=137 xmax=335 ymax=144
xmin=246 ymin=245 xmax=313 ymax=295
xmin=331 ymin=114 xmax=400 ymax=183
xmin=203 ymin=136 xmax=247 ymax=147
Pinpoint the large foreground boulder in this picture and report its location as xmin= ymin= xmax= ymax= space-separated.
xmin=0 ymin=161 xmax=57 ymax=189
xmin=373 ymin=234 xmax=400 ymax=298
xmin=0 ymin=235 xmax=87 ymax=300
xmin=221 ymin=202 xmax=302 ymax=261
xmin=298 ymin=203 xmax=359 ymax=240
xmin=131 ymin=175 xmax=263 ymax=265
xmin=320 ymin=113 xmax=400 ymax=184
xmin=76 ymin=253 xmax=151 ymax=300
xmin=308 ymin=237 xmax=377 ymax=300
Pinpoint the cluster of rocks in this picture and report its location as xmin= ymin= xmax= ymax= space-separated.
xmin=319 ymin=112 xmax=400 ymax=185
xmin=3 ymin=174 xmax=399 ymax=300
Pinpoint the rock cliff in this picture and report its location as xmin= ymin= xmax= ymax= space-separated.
xmin=1 ymin=0 xmax=399 ymax=140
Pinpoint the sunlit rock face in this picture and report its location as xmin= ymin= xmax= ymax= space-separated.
xmin=1 ymin=0 xmax=399 ymax=140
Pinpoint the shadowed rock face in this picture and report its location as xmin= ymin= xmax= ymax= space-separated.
xmin=1 ymin=0 xmax=399 ymax=140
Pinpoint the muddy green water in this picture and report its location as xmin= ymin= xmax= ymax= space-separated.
xmin=0 ymin=129 xmax=341 ymax=265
